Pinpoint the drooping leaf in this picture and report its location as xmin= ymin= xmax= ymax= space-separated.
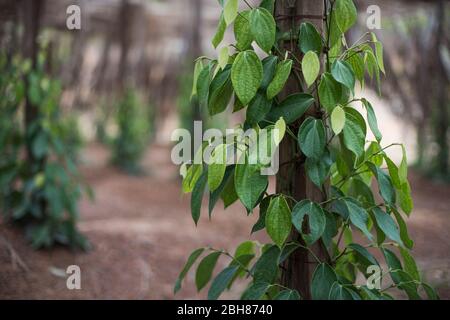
xmin=372 ymin=207 xmax=403 ymax=246
xmin=197 ymin=62 xmax=213 ymax=108
xmin=208 ymin=265 xmax=240 ymax=300
xmin=348 ymin=243 xmax=378 ymax=266
xmin=251 ymin=196 xmax=272 ymax=233
xmin=195 ymin=251 xmax=222 ymax=291
xmin=191 ymin=169 xmax=208 ymax=225
xmin=368 ymin=163 xmax=396 ymax=205
xmin=399 ymin=247 xmax=420 ymax=282
xmin=344 ymin=199 xmax=373 ymax=241
xmin=231 ymin=51 xmax=263 ymax=105
xmin=253 ymin=245 xmax=281 ymax=283
xmin=208 ymin=144 xmax=228 ymax=191
xmin=274 ymin=117 xmax=286 ymax=146
xmin=212 ymin=13 xmax=226 ymax=48
xmin=241 ymin=281 xmax=270 ymax=300
xmin=302 ymin=51 xmax=320 ymax=87
xmin=218 ymin=47 xmax=229 ymax=70
xmin=265 ymin=195 xmax=292 ymax=247
xmin=209 ymin=165 xmax=235 ymax=216
xmin=260 ymin=55 xmax=278 ymax=89
xmin=208 ymin=65 xmax=233 ymax=115
xmin=291 ymin=200 xmax=326 ymax=245
xmin=392 ymin=208 xmax=414 ymax=249
xmin=223 ymin=0 xmax=238 ymax=26
xmin=174 ymin=247 xmax=205 ymax=294
xmin=298 ymin=117 xmax=326 ymax=160
xmin=342 ymin=108 xmax=366 ymax=158
xmin=265 ymin=93 xmax=314 ymax=124
xmin=362 ymin=99 xmax=382 ymax=142
xmin=249 ymin=7 xmax=276 ymax=53
xmin=191 ymin=59 xmax=203 ymax=98
xmin=267 ymin=59 xmax=293 ymax=99
xmin=399 ymin=181 xmax=413 ymax=215
xmin=299 ymin=22 xmax=323 ymax=54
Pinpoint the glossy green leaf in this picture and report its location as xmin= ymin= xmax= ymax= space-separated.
xmin=400 ymin=247 xmax=420 ymax=282
xmin=368 ymin=163 xmax=396 ymax=205
xmin=311 ymin=263 xmax=337 ymax=300
xmin=392 ymin=208 xmax=414 ymax=249
xmin=399 ymin=181 xmax=413 ymax=215
xmin=208 ymin=265 xmax=240 ymax=300
xmin=253 ymin=245 xmax=280 ymax=283
xmin=191 ymin=169 xmax=208 ymax=225
xmin=208 ymin=144 xmax=228 ymax=191
xmin=302 ymin=51 xmax=320 ymax=87
xmin=234 ymin=10 xmax=253 ymax=50
xmin=251 ymin=196 xmax=272 ymax=233
xmin=331 ymin=60 xmax=355 ymax=92
xmin=318 ymin=73 xmax=342 ymax=113
xmin=208 ymin=65 xmax=233 ymax=115
xmin=265 ymin=93 xmax=314 ymax=124
xmin=267 ymin=59 xmax=292 ymax=99
xmin=212 ymin=13 xmax=226 ymax=48
xmin=362 ymin=99 xmax=382 ymax=142
xmin=298 ymin=117 xmax=326 ymax=160
xmin=174 ymin=247 xmax=205 ymax=294
xmin=261 ymin=55 xmax=278 ymax=89
xmin=345 ymin=199 xmax=373 ymax=241
xmin=343 ymin=109 xmax=366 ymax=158
xmin=334 ymin=0 xmax=357 ymax=33
xmin=191 ymin=59 xmax=203 ymax=98
xmin=265 ymin=195 xmax=292 ymax=248
xmin=196 ymin=251 xmax=221 ymax=291
xmin=218 ymin=47 xmax=229 ymax=70
xmin=231 ymin=51 xmax=263 ymax=105
xmin=299 ymin=22 xmax=323 ymax=54
xmin=235 ymin=162 xmax=268 ymax=211
xmin=291 ymin=200 xmax=326 ymax=245
xmin=348 ymin=243 xmax=378 ymax=266
xmin=224 ymin=0 xmax=238 ymax=26
xmin=259 ymin=0 xmax=274 ymax=14
xmin=249 ymin=8 xmax=276 ymax=53
xmin=246 ymin=91 xmax=272 ymax=125
xmin=241 ymin=281 xmax=270 ymax=300
xmin=305 ymin=151 xmax=332 ymax=188
xmin=373 ymin=207 xmax=403 ymax=246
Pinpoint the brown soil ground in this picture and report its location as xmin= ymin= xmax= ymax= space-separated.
xmin=0 ymin=143 xmax=449 ymax=299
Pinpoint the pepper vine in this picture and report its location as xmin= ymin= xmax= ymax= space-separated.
xmin=174 ymin=0 xmax=438 ymax=300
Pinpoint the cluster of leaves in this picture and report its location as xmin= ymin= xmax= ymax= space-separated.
xmin=175 ymin=0 xmax=438 ymax=300
xmin=111 ymin=88 xmax=151 ymax=174
xmin=0 ymin=52 xmax=90 ymax=249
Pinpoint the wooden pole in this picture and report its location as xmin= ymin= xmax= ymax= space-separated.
xmin=275 ymin=0 xmax=330 ymax=299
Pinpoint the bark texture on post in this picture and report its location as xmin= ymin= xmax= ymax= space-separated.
xmin=274 ymin=0 xmax=329 ymax=299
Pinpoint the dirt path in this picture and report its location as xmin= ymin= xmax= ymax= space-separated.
xmin=0 ymin=143 xmax=449 ymax=299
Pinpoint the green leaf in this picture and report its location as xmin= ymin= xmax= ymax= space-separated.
xmin=362 ymin=99 xmax=382 ymax=142
xmin=392 ymin=208 xmax=414 ymax=249
xmin=191 ymin=169 xmax=208 ymax=225
xmin=209 ymin=165 xmax=235 ymax=216
xmin=342 ymin=109 xmax=366 ymax=158
xmin=274 ymin=117 xmax=286 ymax=146
xmin=372 ymin=207 xmax=403 ymax=246
xmin=234 ymin=10 xmax=253 ymax=51
xmin=267 ymin=59 xmax=292 ymax=99
xmin=371 ymin=33 xmax=385 ymax=74
xmin=182 ymin=164 xmax=203 ymax=193
xmin=231 ymin=51 xmax=263 ymax=105
xmin=261 ymin=55 xmax=278 ymax=89
xmin=399 ymin=247 xmax=420 ymax=282
xmin=346 ymin=52 xmax=365 ymax=85
xmin=253 ymin=245 xmax=280 ymax=283
xmin=302 ymin=51 xmax=320 ymax=88
xmin=331 ymin=60 xmax=355 ymax=92
xmin=259 ymin=0 xmax=274 ymax=14
xmin=224 ymin=0 xmax=238 ymax=26
xmin=221 ymin=172 xmax=239 ymax=208
xmin=329 ymin=282 xmax=354 ymax=300
xmin=273 ymin=289 xmax=301 ymax=300
xmin=334 ymin=0 xmax=357 ymax=33
xmin=331 ymin=105 xmax=346 ymax=135
xmin=299 ymin=22 xmax=323 ymax=54
xmin=196 ymin=251 xmax=222 ymax=291
xmin=422 ymin=283 xmax=439 ymax=300
xmin=265 ymin=195 xmax=292 ymax=248
xmin=399 ymin=145 xmax=408 ymax=184
xmin=311 ymin=263 xmax=337 ymax=300
xmin=291 ymin=200 xmax=326 ymax=245
xmin=298 ymin=117 xmax=326 ymax=160
xmin=382 ymin=248 xmax=402 ymax=283
xmin=348 ymin=243 xmax=378 ymax=266
xmin=368 ymin=163 xmax=396 ymax=205
xmin=197 ymin=62 xmax=213 ymax=108
xmin=246 ymin=91 xmax=272 ymax=125
xmin=191 ymin=59 xmax=203 ymax=98
xmin=305 ymin=150 xmax=332 ymax=188
xmin=265 ymin=93 xmax=314 ymax=124
xmin=208 ymin=65 xmax=233 ymax=115
xmin=174 ymin=247 xmax=205 ymax=294
xmin=235 ymin=162 xmax=268 ymax=211
xmin=345 ymin=199 xmax=373 ymax=241
xmin=249 ymin=8 xmax=276 ymax=53
xmin=384 ymin=156 xmax=401 ymax=189
xmin=241 ymin=281 xmax=270 ymax=300
xmin=208 ymin=265 xmax=240 ymax=300
xmin=218 ymin=47 xmax=229 ymax=70
xmin=318 ymin=73 xmax=342 ymax=113
xmin=251 ymin=196 xmax=271 ymax=233
xmin=399 ymin=181 xmax=413 ymax=215
xmin=208 ymin=144 xmax=227 ymax=191
xmin=212 ymin=14 xmax=226 ymax=48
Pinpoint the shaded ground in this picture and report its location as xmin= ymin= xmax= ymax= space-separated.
xmin=0 ymin=143 xmax=449 ymax=299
